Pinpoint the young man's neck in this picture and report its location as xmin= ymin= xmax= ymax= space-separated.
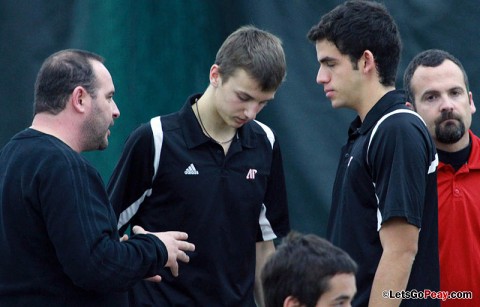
xmin=357 ymin=84 xmax=395 ymax=121
xmin=194 ymin=87 xmax=237 ymax=138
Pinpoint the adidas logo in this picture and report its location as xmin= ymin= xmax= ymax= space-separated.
xmin=184 ymin=163 xmax=199 ymax=175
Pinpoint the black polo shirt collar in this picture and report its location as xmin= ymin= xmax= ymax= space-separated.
xmin=178 ymin=93 xmax=257 ymax=150
xmin=348 ymin=90 xmax=407 ymax=137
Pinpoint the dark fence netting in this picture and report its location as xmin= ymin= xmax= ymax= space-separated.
xmin=2 ymin=0 xmax=480 ymax=236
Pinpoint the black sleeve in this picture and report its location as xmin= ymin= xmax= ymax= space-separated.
xmin=41 ymin=150 xmax=167 ymax=292
xmin=368 ymin=113 xmax=433 ymax=228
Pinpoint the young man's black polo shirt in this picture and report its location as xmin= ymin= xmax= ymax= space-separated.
xmin=327 ymin=90 xmax=440 ymax=306
xmin=107 ymin=94 xmax=290 ymax=306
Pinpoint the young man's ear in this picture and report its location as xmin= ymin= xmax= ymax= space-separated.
xmin=209 ymin=64 xmax=221 ymax=87
xmin=360 ymin=50 xmax=375 ymax=74
xmin=283 ymin=296 xmax=304 ymax=307
xmin=405 ymin=101 xmax=414 ymax=110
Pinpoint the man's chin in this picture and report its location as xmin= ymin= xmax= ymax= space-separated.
xmin=330 ymin=99 xmax=345 ymax=109
xmin=436 ymin=128 xmax=464 ymax=144
xmin=98 ymin=141 xmax=108 ymax=150
xmin=96 ymin=137 xmax=109 ymax=151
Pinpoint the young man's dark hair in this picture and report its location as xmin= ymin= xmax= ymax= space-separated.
xmin=307 ymin=0 xmax=401 ymax=87
xmin=262 ymin=232 xmax=357 ymax=307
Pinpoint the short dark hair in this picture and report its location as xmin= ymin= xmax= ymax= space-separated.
xmin=215 ymin=25 xmax=286 ymax=92
xmin=307 ymin=0 xmax=401 ymax=87
xmin=261 ymin=232 xmax=357 ymax=307
xmin=34 ymin=49 xmax=104 ymax=115
xmin=403 ymin=49 xmax=469 ymax=105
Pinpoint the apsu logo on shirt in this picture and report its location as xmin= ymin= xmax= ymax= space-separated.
xmin=246 ymin=169 xmax=257 ymax=180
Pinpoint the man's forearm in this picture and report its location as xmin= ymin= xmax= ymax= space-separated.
xmin=369 ymin=249 xmax=415 ymax=306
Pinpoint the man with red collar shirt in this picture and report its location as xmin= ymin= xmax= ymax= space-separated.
xmin=404 ymin=49 xmax=479 ymax=306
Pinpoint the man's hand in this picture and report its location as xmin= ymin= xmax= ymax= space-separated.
xmin=132 ymin=225 xmax=195 ymax=277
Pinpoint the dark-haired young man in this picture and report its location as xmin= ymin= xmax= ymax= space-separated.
xmin=108 ymin=25 xmax=290 ymax=306
xmin=307 ymin=1 xmax=440 ymax=306
xmin=262 ymin=232 xmax=357 ymax=307
xmin=404 ymin=49 xmax=479 ymax=306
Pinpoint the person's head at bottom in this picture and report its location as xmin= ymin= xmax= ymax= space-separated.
xmin=261 ymin=232 xmax=357 ymax=307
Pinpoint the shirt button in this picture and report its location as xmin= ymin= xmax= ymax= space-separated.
xmin=344 ymin=153 xmax=349 ymax=158
xmin=454 ymin=188 xmax=460 ymax=195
